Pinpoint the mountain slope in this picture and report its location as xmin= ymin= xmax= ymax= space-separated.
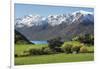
xmin=15 ymin=30 xmax=32 ymax=44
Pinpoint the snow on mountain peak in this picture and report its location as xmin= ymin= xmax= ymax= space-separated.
xmin=15 ymin=14 xmax=45 ymax=28
xmin=71 ymin=10 xmax=94 ymax=23
xmin=15 ymin=10 xmax=94 ymax=28
xmin=72 ymin=10 xmax=93 ymax=15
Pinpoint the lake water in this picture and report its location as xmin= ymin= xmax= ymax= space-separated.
xmin=30 ymin=41 xmax=48 ymax=44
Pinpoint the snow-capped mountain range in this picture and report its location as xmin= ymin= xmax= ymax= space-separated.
xmin=15 ymin=10 xmax=94 ymax=28
xmin=15 ymin=10 xmax=94 ymax=41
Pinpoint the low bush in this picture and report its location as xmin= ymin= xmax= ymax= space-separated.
xmin=19 ymin=53 xmax=29 ymax=57
xmin=43 ymin=47 xmax=54 ymax=54
xmin=71 ymin=45 xmax=82 ymax=54
xmin=61 ymin=43 xmax=73 ymax=54
xmin=88 ymin=51 xmax=94 ymax=53
xmin=28 ymin=46 xmax=55 ymax=55
xmin=61 ymin=42 xmax=85 ymax=54
xmin=79 ymin=46 xmax=88 ymax=53
xmin=54 ymin=47 xmax=63 ymax=53
xmin=28 ymin=48 xmax=43 ymax=55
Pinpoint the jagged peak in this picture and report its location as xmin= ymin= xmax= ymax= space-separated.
xmin=72 ymin=10 xmax=93 ymax=15
xmin=15 ymin=10 xmax=94 ymax=28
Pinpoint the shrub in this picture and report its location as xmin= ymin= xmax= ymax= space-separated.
xmin=47 ymin=37 xmax=63 ymax=52
xmin=79 ymin=46 xmax=88 ymax=53
xmin=19 ymin=53 xmax=29 ymax=57
xmin=88 ymin=51 xmax=94 ymax=53
xmin=28 ymin=48 xmax=43 ymax=55
xmin=73 ymin=34 xmax=94 ymax=45
xmin=28 ymin=46 xmax=55 ymax=55
xmin=54 ymin=47 xmax=63 ymax=53
xmin=15 ymin=53 xmax=29 ymax=57
xmin=43 ymin=47 xmax=54 ymax=54
xmin=61 ymin=43 xmax=73 ymax=54
xmin=71 ymin=45 xmax=82 ymax=53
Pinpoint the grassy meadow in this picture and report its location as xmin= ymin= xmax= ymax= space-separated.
xmin=15 ymin=44 xmax=47 ymax=55
xmin=15 ymin=41 xmax=94 ymax=65
xmin=15 ymin=53 xmax=94 ymax=65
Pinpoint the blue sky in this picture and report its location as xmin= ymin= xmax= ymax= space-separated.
xmin=15 ymin=3 xmax=94 ymax=18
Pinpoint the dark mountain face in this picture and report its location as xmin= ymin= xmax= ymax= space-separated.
xmin=15 ymin=30 xmax=32 ymax=44
xmin=15 ymin=21 xmax=93 ymax=41
xmin=15 ymin=10 xmax=94 ymax=41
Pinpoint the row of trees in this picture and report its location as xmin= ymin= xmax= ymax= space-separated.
xmin=15 ymin=34 xmax=94 ymax=57
xmin=47 ymin=34 xmax=93 ymax=54
xmin=47 ymin=34 xmax=94 ymax=53
xmin=72 ymin=34 xmax=94 ymax=45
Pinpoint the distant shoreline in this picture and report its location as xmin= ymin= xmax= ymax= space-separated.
xmin=30 ymin=40 xmax=48 ymax=44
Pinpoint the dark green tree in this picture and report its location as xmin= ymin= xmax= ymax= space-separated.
xmin=47 ymin=37 xmax=64 ymax=52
